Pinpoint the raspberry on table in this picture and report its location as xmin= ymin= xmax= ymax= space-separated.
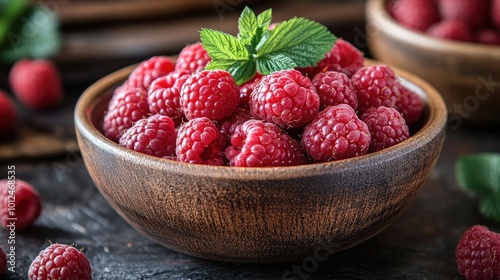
xmin=396 ymin=86 xmax=423 ymax=125
xmin=180 ymin=70 xmax=240 ymax=121
xmin=312 ymin=71 xmax=358 ymax=110
xmin=388 ymin=0 xmax=440 ymax=31
xmin=126 ymin=56 xmax=175 ymax=91
xmin=427 ymin=20 xmax=474 ymax=42
xmin=456 ymin=225 xmax=500 ymax=280
xmin=218 ymin=108 xmax=253 ymax=141
xmin=360 ymin=106 xmax=410 ymax=153
xmin=175 ymin=42 xmax=212 ymax=74
xmin=0 ymin=247 xmax=6 ymax=274
xmin=301 ymin=104 xmax=371 ymax=162
xmin=298 ymin=39 xmax=363 ymax=78
xmin=225 ymin=119 xmax=307 ymax=167
xmin=176 ymin=117 xmax=226 ymax=165
xmin=103 ymin=85 xmax=150 ymax=142
xmin=28 ymin=244 xmax=92 ymax=280
xmin=250 ymin=69 xmax=319 ymax=129
xmin=351 ymin=64 xmax=403 ymax=114
xmin=0 ymin=90 xmax=18 ymax=136
xmin=439 ymin=0 xmax=489 ymax=30
xmin=147 ymin=71 xmax=190 ymax=126
xmin=119 ymin=114 xmax=177 ymax=158
xmin=9 ymin=59 xmax=63 ymax=110
xmin=0 ymin=179 xmax=42 ymax=230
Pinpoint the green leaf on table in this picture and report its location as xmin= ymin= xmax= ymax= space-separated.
xmin=0 ymin=5 xmax=61 ymax=63
xmin=0 ymin=0 xmax=30 ymax=46
xmin=456 ymin=153 xmax=500 ymax=222
xmin=200 ymin=6 xmax=336 ymax=85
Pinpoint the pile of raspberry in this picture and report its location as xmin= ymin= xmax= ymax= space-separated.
xmin=388 ymin=0 xmax=500 ymax=45
xmin=102 ymin=40 xmax=423 ymax=167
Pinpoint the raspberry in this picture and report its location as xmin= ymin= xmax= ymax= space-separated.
xmin=147 ymin=71 xmax=190 ymax=126
xmin=175 ymin=43 xmax=212 ymax=74
xmin=301 ymin=104 xmax=371 ymax=162
xmin=312 ymin=71 xmax=358 ymax=110
xmin=126 ymin=56 xmax=175 ymax=91
xmin=493 ymin=0 xmax=500 ymax=30
xmin=388 ymin=0 xmax=440 ymax=31
xmin=28 ymin=244 xmax=91 ymax=280
xmin=0 ymin=179 xmax=42 ymax=230
xmin=225 ymin=120 xmax=307 ymax=167
xmin=456 ymin=225 xmax=500 ymax=280
xmin=238 ymin=73 xmax=263 ymax=109
xmin=176 ymin=117 xmax=226 ymax=165
xmin=9 ymin=59 xmax=63 ymax=110
xmin=218 ymin=108 xmax=253 ymax=141
xmin=180 ymin=70 xmax=239 ymax=121
xmin=0 ymin=247 xmax=5 ymax=274
xmin=298 ymin=39 xmax=363 ymax=78
xmin=0 ymin=90 xmax=18 ymax=136
xmin=476 ymin=29 xmax=500 ymax=45
xmin=427 ymin=20 xmax=474 ymax=42
xmin=119 ymin=114 xmax=177 ymax=158
xmin=439 ymin=0 xmax=489 ymax=30
xmin=103 ymin=85 xmax=150 ymax=142
xmin=351 ymin=65 xmax=403 ymax=114
xmin=396 ymin=87 xmax=423 ymax=125
xmin=250 ymin=69 xmax=319 ymax=129
xmin=360 ymin=106 xmax=410 ymax=153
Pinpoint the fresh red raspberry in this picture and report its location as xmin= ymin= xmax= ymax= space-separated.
xmin=351 ymin=65 xmax=403 ymax=114
xmin=225 ymin=120 xmax=307 ymax=167
xmin=119 ymin=114 xmax=177 ymax=158
xmin=456 ymin=225 xmax=500 ymax=280
xmin=218 ymin=108 xmax=253 ymax=141
xmin=250 ymin=69 xmax=319 ymax=129
xmin=175 ymin=43 xmax=212 ymax=74
xmin=301 ymin=104 xmax=371 ymax=162
xmin=126 ymin=56 xmax=175 ymax=91
xmin=298 ymin=39 xmax=363 ymax=78
xmin=103 ymin=85 xmax=150 ymax=142
xmin=493 ymin=0 xmax=500 ymax=30
xmin=360 ymin=106 xmax=410 ymax=153
xmin=439 ymin=0 xmax=489 ymax=30
xmin=147 ymin=71 xmax=190 ymax=126
xmin=388 ymin=0 xmax=440 ymax=31
xmin=0 ymin=247 xmax=6 ymax=274
xmin=0 ymin=90 xmax=18 ymax=136
xmin=0 ymin=179 xmax=42 ymax=230
xmin=427 ymin=20 xmax=474 ymax=42
xmin=396 ymin=87 xmax=424 ymax=125
xmin=312 ymin=71 xmax=358 ymax=110
xmin=180 ymin=70 xmax=239 ymax=121
xmin=28 ymin=244 xmax=91 ymax=280
xmin=176 ymin=117 xmax=226 ymax=165
xmin=476 ymin=29 xmax=500 ymax=45
xmin=239 ymin=73 xmax=263 ymax=109
xmin=9 ymin=59 xmax=63 ymax=110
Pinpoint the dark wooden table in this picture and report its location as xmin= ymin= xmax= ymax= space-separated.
xmin=1 ymin=83 xmax=500 ymax=280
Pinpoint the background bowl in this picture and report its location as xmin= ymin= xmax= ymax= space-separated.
xmin=74 ymin=60 xmax=447 ymax=263
xmin=366 ymin=0 xmax=500 ymax=125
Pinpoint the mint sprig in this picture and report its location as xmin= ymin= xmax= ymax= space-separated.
xmin=456 ymin=153 xmax=500 ymax=223
xmin=201 ymin=6 xmax=336 ymax=85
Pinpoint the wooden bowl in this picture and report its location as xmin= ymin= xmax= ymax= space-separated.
xmin=74 ymin=60 xmax=447 ymax=263
xmin=366 ymin=0 xmax=500 ymax=125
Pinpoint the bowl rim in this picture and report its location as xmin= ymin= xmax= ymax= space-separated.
xmin=366 ymin=0 xmax=500 ymax=55
xmin=74 ymin=60 xmax=447 ymax=181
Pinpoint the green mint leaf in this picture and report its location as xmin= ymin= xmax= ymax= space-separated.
xmin=238 ymin=7 xmax=272 ymax=52
xmin=0 ymin=6 xmax=61 ymax=63
xmin=200 ymin=28 xmax=249 ymax=61
xmin=0 ymin=0 xmax=30 ymax=46
xmin=256 ymin=17 xmax=336 ymax=68
xmin=238 ymin=7 xmax=257 ymax=41
xmin=256 ymin=54 xmax=297 ymax=75
xmin=206 ymin=59 xmax=255 ymax=85
xmin=480 ymin=193 xmax=500 ymax=224
xmin=456 ymin=153 xmax=500 ymax=195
